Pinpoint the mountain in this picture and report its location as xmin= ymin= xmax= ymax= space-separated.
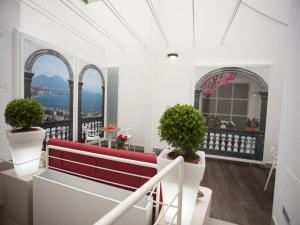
xmin=32 ymin=74 xmax=68 ymax=91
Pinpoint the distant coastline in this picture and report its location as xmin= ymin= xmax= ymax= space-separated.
xmin=32 ymin=74 xmax=103 ymax=113
xmin=33 ymin=92 xmax=103 ymax=113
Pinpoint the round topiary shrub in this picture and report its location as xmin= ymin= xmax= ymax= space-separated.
xmin=5 ymin=98 xmax=44 ymax=131
xmin=158 ymin=104 xmax=207 ymax=161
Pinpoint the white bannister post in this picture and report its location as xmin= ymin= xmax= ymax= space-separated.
xmin=177 ymin=159 xmax=184 ymax=225
xmin=155 ymin=183 xmax=161 ymax=220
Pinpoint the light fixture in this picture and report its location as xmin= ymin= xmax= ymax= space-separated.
xmin=167 ymin=53 xmax=178 ymax=61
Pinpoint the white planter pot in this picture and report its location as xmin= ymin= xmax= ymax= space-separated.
xmin=6 ymin=127 xmax=45 ymax=177
xmin=157 ymin=148 xmax=205 ymax=225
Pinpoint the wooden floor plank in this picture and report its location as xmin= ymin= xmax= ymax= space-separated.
xmin=201 ymin=158 xmax=275 ymax=225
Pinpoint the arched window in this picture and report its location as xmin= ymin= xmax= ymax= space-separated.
xmin=78 ymin=65 xmax=105 ymax=141
xmin=24 ymin=49 xmax=74 ymax=140
xmin=195 ymin=67 xmax=268 ymax=161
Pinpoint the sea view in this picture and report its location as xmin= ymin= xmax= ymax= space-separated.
xmin=32 ymin=74 xmax=103 ymax=113
xmin=33 ymin=92 xmax=103 ymax=113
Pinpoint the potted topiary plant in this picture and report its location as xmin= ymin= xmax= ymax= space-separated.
xmin=5 ymin=98 xmax=45 ymax=177
xmin=158 ymin=104 xmax=206 ymax=162
xmin=157 ymin=104 xmax=207 ymax=225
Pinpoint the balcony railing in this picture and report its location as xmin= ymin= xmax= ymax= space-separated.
xmin=39 ymin=116 xmax=104 ymax=147
xmin=202 ymin=128 xmax=265 ymax=161
xmin=78 ymin=116 xmax=104 ymax=142
xmin=42 ymin=120 xmax=72 ymax=141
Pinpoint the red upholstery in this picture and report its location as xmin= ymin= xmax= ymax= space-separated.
xmin=47 ymin=139 xmax=157 ymax=190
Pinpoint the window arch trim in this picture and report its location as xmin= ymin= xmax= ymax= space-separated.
xmin=79 ymin=64 xmax=105 ymax=86
xmin=195 ymin=67 xmax=268 ymax=92
xmin=24 ymin=49 xmax=74 ymax=80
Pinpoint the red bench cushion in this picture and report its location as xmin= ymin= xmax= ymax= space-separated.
xmin=47 ymin=139 xmax=157 ymax=190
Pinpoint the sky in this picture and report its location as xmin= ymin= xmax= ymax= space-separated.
xmin=82 ymin=68 xmax=103 ymax=92
xmin=31 ymin=55 xmax=103 ymax=92
xmin=32 ymin=54 xmax=69 ymax=80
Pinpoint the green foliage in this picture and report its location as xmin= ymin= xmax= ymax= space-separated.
xmin=158 ymin=104 xmax=207 ymax=160
xmin=116 ymin=139 xmax=126 ymax=149
xmin=4 ymin=98 xmax=44 ymax=130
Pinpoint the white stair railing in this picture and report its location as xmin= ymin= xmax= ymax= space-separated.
xmin=94 ymin=156 xmax=184 ymax=225
xmin=46 ymin=144 xmax=184 ymax=225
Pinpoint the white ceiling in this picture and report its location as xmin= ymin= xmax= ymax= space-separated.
xmin=21 ymin=0 xmax=289 ymax=52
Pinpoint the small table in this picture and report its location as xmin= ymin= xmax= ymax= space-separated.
xmin=99 ymin=127 xmax=121 ymax=148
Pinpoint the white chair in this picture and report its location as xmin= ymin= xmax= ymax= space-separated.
xmin=117 ymin=128 xmax=135 ymax=151
xmin=83 ymin=126 xmax=106 ymax=146
xmin=264 ymin=146 xmax=278 ymax=191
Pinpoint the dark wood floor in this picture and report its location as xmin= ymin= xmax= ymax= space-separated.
xmin=201 ymin=158 xmax=275 ymax=225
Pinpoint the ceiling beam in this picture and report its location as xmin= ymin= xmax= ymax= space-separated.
xmin=145 ymin=0 xmax=170 ymax=48
xmin=60 ymin=0 xmax=124 ymax=50
xmin=21 ymin=0 xmax=106 ymax=53
xmin=103 ymin=0 xmax=147 ymax=49
xmin=220 ymin=0 xmax=242 ymax=45
xmin=241 ymin=1 xmax=288 ymax=26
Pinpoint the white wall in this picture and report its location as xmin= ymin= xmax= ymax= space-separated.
xmin=272 ymin=1 xmax=300 ymax=224
xmin=0 ymin=0 xmax=21 ymax=160
xmin=107 ymin=40 xmax=286 ymax=161
xmin=0 ymin=0 xmax=288 ymax=163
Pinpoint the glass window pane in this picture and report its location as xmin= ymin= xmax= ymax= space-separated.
xmin=232 ymin=100 xmax=248 ymax=115
xmin=218 ymin=84 xmax=232 ymax=98
xmin=31 ymin=54 xmax=71 ymax=122
xmin=233 ymin=83 xmax=249 ymax=99
xmin=81 ymin=68 xmax=104 ymax=118
xmin=202 ymin=99 xmax=216 ymax=114
xmin=217 ymin=99 xmax=232 ymax=114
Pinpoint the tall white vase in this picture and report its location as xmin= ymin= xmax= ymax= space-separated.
xmin=157 ymin=148 xmax=205 ymax=225
xmin=6 ymin=127 xmax=45 ymax=177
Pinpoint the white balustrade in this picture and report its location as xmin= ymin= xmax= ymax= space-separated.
xmin=221 ymin=134 xmax=226 ymax=151
xmin=202 ymin=129 xmax=263 ymax=160
xmin=208 ymin=133 xmax=214 ymax=150
xmin=233 ymin=135 xmax=239 ymax=152
xmin=214 ymin=133 xmax=220 ymax=150
xmin=227 ymin=134 xmax=232 ymax=152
